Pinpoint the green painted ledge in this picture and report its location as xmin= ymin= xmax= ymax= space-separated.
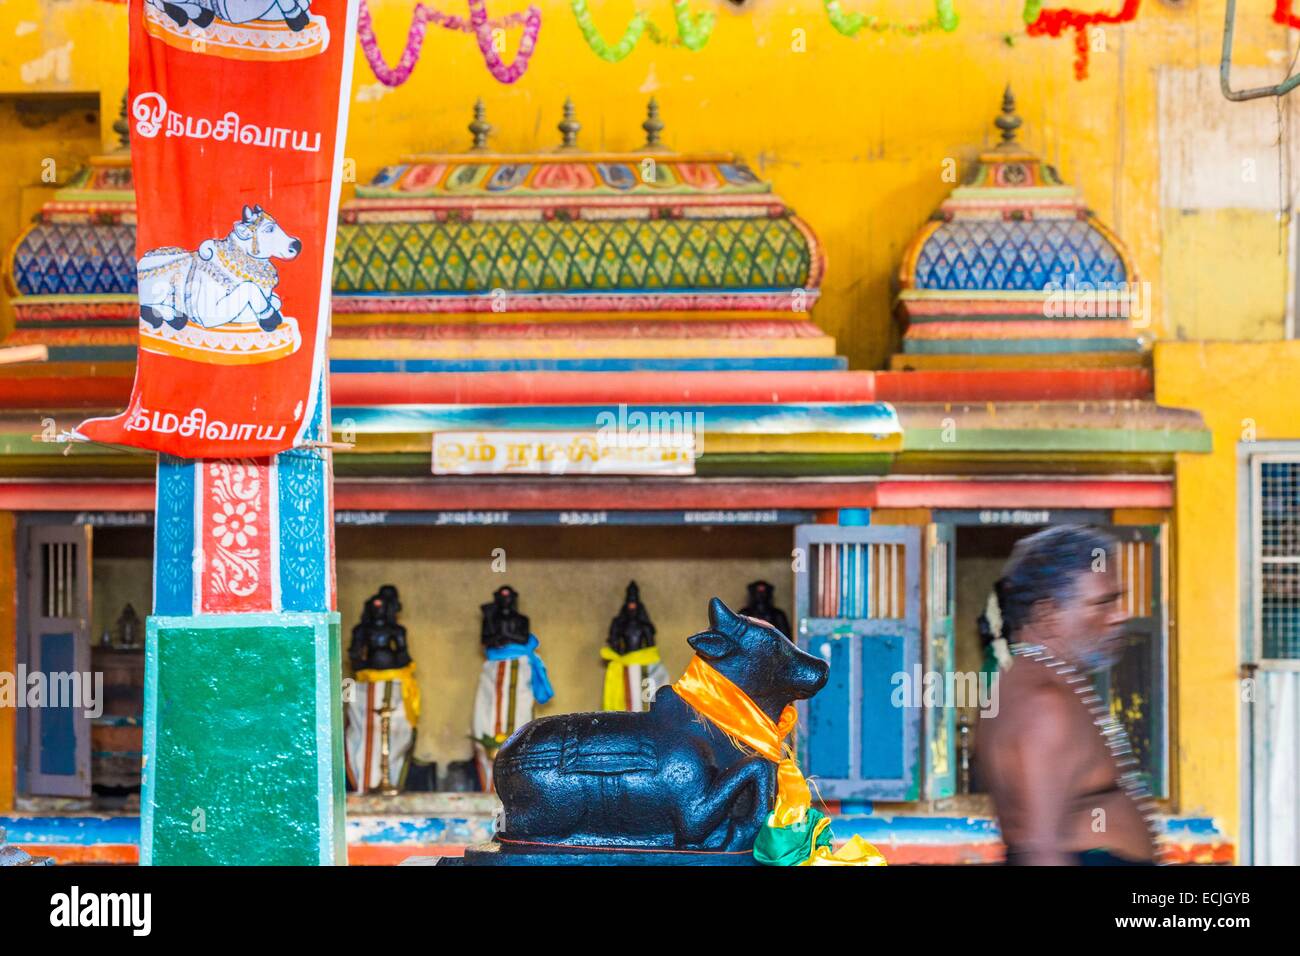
xmin=902 ymin=427 xmax=1212 ymax=455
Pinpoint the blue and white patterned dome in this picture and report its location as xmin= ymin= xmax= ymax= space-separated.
xmin=913 ymin=218 xmax=1128 ymax=292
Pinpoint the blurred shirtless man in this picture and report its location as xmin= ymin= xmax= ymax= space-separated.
xmin=980 ymin=525 xmax=1158 ymax=866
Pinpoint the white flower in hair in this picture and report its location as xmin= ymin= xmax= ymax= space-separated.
xmin=985 ymin=590 xmax=1013 ymax=672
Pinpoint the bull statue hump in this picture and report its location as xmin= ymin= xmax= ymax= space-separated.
xmin=473 ymin=597 xmax=830 ymax=866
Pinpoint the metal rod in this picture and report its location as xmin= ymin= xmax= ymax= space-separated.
xmin=1221 ymin=0 xmax=1300 ymax=101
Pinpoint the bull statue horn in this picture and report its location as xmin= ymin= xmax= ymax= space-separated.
xmin=241 ymin=204 xmax=254 ymax=221
xmin=708 ymin=597 xmax=743 ymax=637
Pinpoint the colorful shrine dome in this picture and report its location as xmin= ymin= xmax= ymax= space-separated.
xmin=328 ymin=99 xmax=835 ymax=369
xmin=3 ymin=151 xmax=137 ymax=352
xmin=335 ymin=99 xmax=819 ymax=310
xmin=893 ymin=89 xmax=1145 ymax=371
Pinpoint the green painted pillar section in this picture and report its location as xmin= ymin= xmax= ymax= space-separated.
xmin=143 ymin=613 xmax=344 ymax=865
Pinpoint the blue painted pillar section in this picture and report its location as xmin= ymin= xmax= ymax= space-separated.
xmin=277 ymin=392 xmax=334 ymax=613
xmin=154 ymin=456 xmax=195 ymax=616
xmin=145 ymin=380 xmax=343 ymax=865
xmin=838 ymin=509 xmax=871 ymax=526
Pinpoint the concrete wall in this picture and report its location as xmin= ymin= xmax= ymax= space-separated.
xmin=336 ymin=523 xmax=793 ymax=770
xmin=1156 ymin=340 xmax=1300 ymax=850
xmin=4 ymin=1 xmax=1298 ymax=364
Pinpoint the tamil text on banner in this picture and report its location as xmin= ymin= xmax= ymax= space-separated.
xmin=75 ymin=0 xmax=357 ymax=458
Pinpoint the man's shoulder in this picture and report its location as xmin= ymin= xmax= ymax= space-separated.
xmin=990 ymin=657 xmax=1077 ymax=719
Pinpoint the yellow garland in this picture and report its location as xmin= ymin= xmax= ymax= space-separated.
xmin=600 ymin=645 xmax=663 ymax=711
xmin=673 ymin=656 xmax=886 ymax=866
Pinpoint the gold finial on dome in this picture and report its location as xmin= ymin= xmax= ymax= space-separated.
xmin=995 ymin=85 xmax=1022 ymax=149
xmin=468 ymin=98 xmax=492 ymax=152
xmin=642 ymin=98 xmax=665 ymax=150
xmin=557 ymin=97 xmax=581 ymax=150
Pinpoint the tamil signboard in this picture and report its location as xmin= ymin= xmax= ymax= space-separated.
xmin=432 ymin=431 xmax=697 ymax=477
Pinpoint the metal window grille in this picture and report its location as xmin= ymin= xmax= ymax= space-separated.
xmin=39 ymin=541 xmax=79 ymax=619
xmin=1254 ymin=457 xmax=1300 ymax=660
xmin=808 ymin=541 xmax=905 ymax=619
xmin=1114 ymin=538 xmax=1154 ymax=618
xmin=931 ymin=539 xmax=950 ymax=621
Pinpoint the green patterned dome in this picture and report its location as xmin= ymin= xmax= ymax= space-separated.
xmin=333 ymin=149 xmax=823 ymax=315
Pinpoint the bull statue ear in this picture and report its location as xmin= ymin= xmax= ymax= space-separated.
xmin=708 ymin=596 xmax=744 ymax=637
xmin=253 ymin=204 xmax=263 ymax=215
xmin=687 ymin=629 xmax=735 ymax=662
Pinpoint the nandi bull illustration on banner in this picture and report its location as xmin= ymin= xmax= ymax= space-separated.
xmin=136 ymin=204 xmax=304 ymax=365
xmin=143 ymin=0 xmax=330 ymax=61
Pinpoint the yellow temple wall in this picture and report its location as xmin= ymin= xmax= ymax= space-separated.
xmin=1155 ymin=340 xmax=1300 ymax=852
xmin=3 ymin=1 xmax=1297 ymax=363
xmin=0 ymin=513 xmax=16 ymax=812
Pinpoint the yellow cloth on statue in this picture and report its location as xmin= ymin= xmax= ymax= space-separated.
xmin=600 ymin=645 xmax=663 ymax=711
xmin=673 ymin=655 xmax=886 ymax=866
xmin=354 ymin=663 xmax=421 ymax=727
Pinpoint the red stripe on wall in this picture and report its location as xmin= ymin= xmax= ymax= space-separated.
xmin=0 ymin=478 xmax=1172 ymax=512
xmin=873 ymin=479 xmax=1172 ymax=509
xmin=330 ymin=371 xmax=878 ymax=406
xmin=1 ymin=368 xmax=1150 ymax=411
xmin=874 ymin=369 xmax=1152 ymax=402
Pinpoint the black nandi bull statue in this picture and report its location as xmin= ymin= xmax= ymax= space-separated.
xmin=482 ymin=598 xmax=828 ymax=861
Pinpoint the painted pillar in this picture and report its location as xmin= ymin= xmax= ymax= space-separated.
xmin=143 ymin=385 xmax=342 ymax=865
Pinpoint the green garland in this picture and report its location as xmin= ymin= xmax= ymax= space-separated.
xmin=824 ymin=0 xmax=960 ymax=37
xmin=571 ymin=0 xmax=715 ymax=63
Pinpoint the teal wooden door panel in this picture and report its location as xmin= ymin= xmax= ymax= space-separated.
xmin=25 ymin=522 xmax=93 ymax=797
xmin=805 ymin=631 xmax=852 ymax=780
xmin=924 ymin=523 xmax=957 ymax=799
xmin=794 ymin=525 xmax=921 ymax=801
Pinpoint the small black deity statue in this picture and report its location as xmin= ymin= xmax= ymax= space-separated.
xmin=481 ymin=585 xmax=531 ymax=649
xmin=740 ymin=580 xmax=791 ymax=639
xmin=348 ymin=585 xmax=411 ymax=672
xmin=607 ymin=580 xmax=656 ymax=655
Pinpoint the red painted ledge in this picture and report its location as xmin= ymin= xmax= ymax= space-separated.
xmin=0 ymin=477 xmax=1172 ymax=512
xmin=330 ymin=371 xmax=878 ymax=406
xmin=874 ymin=368 xmax=1152 ymax=402
xmin=0 ymin=368 xmax=1152 ymax=411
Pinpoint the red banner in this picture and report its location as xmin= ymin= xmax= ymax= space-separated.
xmin=76 ymin=0 xmax=357 ymax=458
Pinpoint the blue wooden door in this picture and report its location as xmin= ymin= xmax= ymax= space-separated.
xmin=26 ymin=523 xmax=92 ymax=796
xmin=794 ymin=525 xmax=922 ymax=801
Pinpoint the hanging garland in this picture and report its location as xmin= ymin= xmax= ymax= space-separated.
xmin=570 ymin=0 xmax=715 ymax=63
xmin=357 ymin=0 xmax=541 ymax=86
xmin=1275 ymin=1 xmax=1300 ymax=29
xmin=650 ymin=0 xmax=715 ymax=51
xmin=1023 ymin=1 xmax=1140 ymax=80
xmin=823 ymin=0 xmax=959 ymax=38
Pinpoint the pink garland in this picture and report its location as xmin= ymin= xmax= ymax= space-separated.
xmin=357 ymin=0 xmax=541 ymax=86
